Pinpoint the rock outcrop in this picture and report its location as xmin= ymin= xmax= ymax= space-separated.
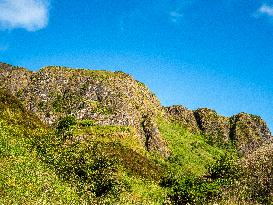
xmin=0 ymin=63 xmax=169 ymax=156
xmin=0 ymin=62 xmax=271 ymax=156
xmin=166 ymin=106 xmax=272 ymax=154
xmin=230 ymin=113 xmax=272 ymax=155
xmin=164 ymin=105 xmax=200 ymax=134
xmin=194 ymin=108 xmax=230 ymax=145
xmin=0 ymin=63 xmax=32 ymax=95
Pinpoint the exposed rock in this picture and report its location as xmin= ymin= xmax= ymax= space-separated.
xmin=0 ymin=63 xmax=32 ymax=96
xmin=230 ymin=113 xmax=272 ymax=155
xmin=164 ymin=105 xmax=200 ymax=134
xmin=0 ymin=62 xmax=271 ymax=157
xmin=141 ymin=114 xmax=170 ymax=157
xmin=0 ymin=64 xmax=169 ymax=156
xmin=194 ymin=108 xmax=230 ymax=145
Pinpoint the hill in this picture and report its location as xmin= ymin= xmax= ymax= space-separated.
xmin=0 ymin=62 xmax=272 ymax=204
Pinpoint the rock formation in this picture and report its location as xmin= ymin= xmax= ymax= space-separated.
xmin=0 ymin=63 xmax=169 ymax=156
xmin=230 ymin=113 xmax=272 ymax=155
xmin=164 ymin=105 xmax=200 ymax=134
xmin=194 ymin=108 xmax=230 ymax=145
xmin=0 ymin=62 xmax=271 ymax=156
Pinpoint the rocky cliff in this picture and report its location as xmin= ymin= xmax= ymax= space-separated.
xmin=165 ymin=105 xmax=272 ymax=155
xmin=0 ymin=62 xmax=271 ymax=156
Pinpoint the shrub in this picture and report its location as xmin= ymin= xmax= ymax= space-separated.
xmin=161 ymin=173 xmax=222 ymax=204
xmin=56 ymin=115 xmax=77 ymax=138
xmin=78 ymin=119 xmax=95 ymax=127
xmin=161 ymin=152 xmax=241 ymax=204
xmin=207 ymin=152 xmax=241 ymax=183
xmin=35 ymin=129 xmax=126 ymax=201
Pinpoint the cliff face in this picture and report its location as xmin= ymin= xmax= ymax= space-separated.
xmin=165 ymin=105 xmax=272 ymax=155
xmin=0 ymin=62 xmax=32 ymax=95
xmin=0 ymin=62 xmax=271 ymax=156
xmin=164 ymin=105 xmax=200 ymax=134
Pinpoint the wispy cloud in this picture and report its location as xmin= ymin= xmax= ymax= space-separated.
xmin=169 ymin=11 xmax=183 ymax=23
xmin=257 ymin=4 xmax=273 ymax=17
xmin=0 ymin=0 xmax=49 ymax=31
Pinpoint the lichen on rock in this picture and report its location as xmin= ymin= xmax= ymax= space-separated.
xmin=194 ymin=108 xmax=230 ymax=146
xmin=230 ymin=112 xmax=272 ymax=155
xmin=164 ymin=105 xmax=200 ymax=134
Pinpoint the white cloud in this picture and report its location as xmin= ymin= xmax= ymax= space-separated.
xmin=258 ymin=4 xmax=273 ymax=17
xmin=0 ymin=0 xmax=49 ymax=31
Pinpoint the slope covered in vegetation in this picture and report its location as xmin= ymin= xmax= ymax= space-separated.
xmin=0 ymin=62 xmax=272 ymax=204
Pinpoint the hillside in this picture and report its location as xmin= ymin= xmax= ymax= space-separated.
xmin=0 ymin=62 xmax=272 ymax=204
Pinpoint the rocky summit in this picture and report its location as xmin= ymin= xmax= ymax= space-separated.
xmin=0 ymin=62 xmax=272 ymax=204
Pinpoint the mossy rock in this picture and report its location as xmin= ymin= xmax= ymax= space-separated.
xmin=194 ymin=108 xmax=230 ymax=146
xmin=0 ymin=65 xmax=169 ymax=157
xmin=164 ymin=105 xmax=200 ymax=134
xmin=230 ymin=113 xmax=272 ymax=155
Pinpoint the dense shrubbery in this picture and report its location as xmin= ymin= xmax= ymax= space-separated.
xmin=161 ymin=174 xmax=222 ymax=204
xmin=35 ymin=118 xmax=127 ymax=202
xmin=161 ymin=152 xmax=240 ymax=204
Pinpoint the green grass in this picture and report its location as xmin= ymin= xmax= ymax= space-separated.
xmin=0 ymin=90 xmax=166 ymax=204
xmin=157 ymin=119 xmax=225 ymax=177
xmin=119 ymin=174 xmax=167 ymax=204
xmin=0 ymin=120 xmax=82 ymax=204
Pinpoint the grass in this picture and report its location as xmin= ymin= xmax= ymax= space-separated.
xmin=0 ymin=120 xmax=82 ymax=204
xmin=157 ymin=118 xmax=225 ymax=177
xmin=0 ymin=89 xmax=268 ymax=204
xmin=0 ymin=90 xmax=166 ymax=204
xmin=120 ymin=174 xmax=167 ymax=204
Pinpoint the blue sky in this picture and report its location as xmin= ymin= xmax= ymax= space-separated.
xmin=0 ymin=0 xmax=273 ymax=131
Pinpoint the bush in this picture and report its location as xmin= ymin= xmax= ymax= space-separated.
xmin=207 ymin=152 xmax=241 ymax=184
xmin=56 ymin=115 xmax=77 ymax=139
xmin=161 ymin=152 xmax=241 ymax=204
xmin=35 ymin=129 xmax=126 ymax=201
xmin=161 ymin=173 xmax=222 ymax=204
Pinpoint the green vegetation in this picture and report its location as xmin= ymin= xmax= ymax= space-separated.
xmin=0 ymin=91 xmax=80 ymax=204
xmin=0 ymin=91 xmax=272 ymax=204
xmin=157 ymin=119 xmax=225 ymax=177
xmin=0 ymin=64 xmax=272 ymax=204
xmin=157 ymin=119 xmax=241 ymax=204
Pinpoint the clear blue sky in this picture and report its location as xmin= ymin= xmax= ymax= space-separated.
xmin=0 ymin=0 xmax=273 ymax=131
